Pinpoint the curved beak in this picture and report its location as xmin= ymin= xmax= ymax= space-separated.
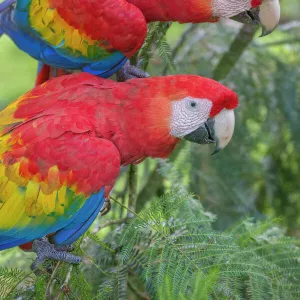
xmin=183 ymin=109 xmax=235 ymax=155
xmin=230 ymin=0 xmax=280 ymax=37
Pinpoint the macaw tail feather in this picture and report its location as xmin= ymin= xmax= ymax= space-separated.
xmin=0 ymin=0 xmax=15 ymax=12
xmin=36 ymin=62 xmax=71 ymax=86
xmin=0 ymin=0 xmax=15 ymax=37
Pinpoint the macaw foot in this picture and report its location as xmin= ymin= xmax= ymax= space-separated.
xmin=31 ymin=237 xmax=81 ymax=272
xmin=100 ymin=198 xmax=111 ymax=216
xmin=117 ymin=61 xmax=149 ymax=81
xmin=0 ymin=0 xmax=15 ymax=12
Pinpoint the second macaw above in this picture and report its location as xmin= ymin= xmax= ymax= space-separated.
xmin=0 ymin=0 xmax=280 ymax=80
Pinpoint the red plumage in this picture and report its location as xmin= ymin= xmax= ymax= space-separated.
xmin=2 ymin=73 xmax=238 ymax=198
xmin=50 ymin=0 xmax=147 ymax=57
xmin=251 ymin=0 xmax=263 ymax=8
xmin=127 ymin=0 xmax=216 ymax=23
xmin=0 ymin=73 xmax=238 ymax=252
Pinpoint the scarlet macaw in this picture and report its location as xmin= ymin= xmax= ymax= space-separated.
xmin=0 ymin=0 xmax=280 ymax=81
xmin=0 ymin=73 xmax=238 ymax=267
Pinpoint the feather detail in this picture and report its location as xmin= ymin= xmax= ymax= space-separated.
xmin=40 ymin=191 xmax=56 ymax=216
xmin=25 ymin=181 xmax=43 ymax=217
xmin=0 ymin=1 xmax=129 ymax=77
xmin=127 ymin=0 xmax=215 ymax=23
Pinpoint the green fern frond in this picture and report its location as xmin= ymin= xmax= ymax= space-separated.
xmin=0 ymin=267 xmax=29 ymax=299
xmin=136 ymin=22 xmax=175 ymax=72
xmin=113 ymin=192 xmax=300 ymax=299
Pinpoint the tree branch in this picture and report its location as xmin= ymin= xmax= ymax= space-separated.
xmin=255 ymin=38 xmax=300 ymax=48
xmin=93 ymin=218 xmax=129 ymax=233
xmin=163 ymin=23 xmax=198 ymax=75
xmin=54 ymin=265 xmax=73 ymax=300
xmin=127 ymin=164 xmax=138 ymax=217
xmin=213 ymin=24 xmax=257 ymax=81
xmin=128 ymin=279 xmax=150 ymax=300
xmin=45 ymin=262 xmax=61 ymax=298
xmin=136 ymin=142 xmax=186 ymax=212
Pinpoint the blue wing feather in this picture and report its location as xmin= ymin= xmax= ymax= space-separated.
xmin=51 ymin=191 xmax=105 ymax=245
xmin=0 ymin=1 xmax=127 ymax=77
xmin=0 ymin=188 xmax=105 ymax=250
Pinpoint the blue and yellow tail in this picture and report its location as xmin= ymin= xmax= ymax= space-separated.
xmin=0 ymin=0 xmax=127 ymax=78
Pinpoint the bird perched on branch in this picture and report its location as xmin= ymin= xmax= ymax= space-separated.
xmin=0 ymin=73 xmax=238 ymax=267
xmin=0 ymin=0 xmax=280 ymax=82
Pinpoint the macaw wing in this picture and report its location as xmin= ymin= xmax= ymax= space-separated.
xmin=14 ymin=0 xmax=147 ymax=61
xmin=0 ymin=97 xmax=121 ymax=249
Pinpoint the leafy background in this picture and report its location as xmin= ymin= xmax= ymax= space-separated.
xmin=0 ymin=0 xmax=299 ymax=299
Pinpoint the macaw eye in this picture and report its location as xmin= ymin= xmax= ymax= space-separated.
xmin=187 ymin=100 xmax=198 ymax=111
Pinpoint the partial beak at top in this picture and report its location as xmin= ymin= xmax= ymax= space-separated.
xmin=211 ymin=109 xmax=235 ymax=155
xmin=230 ymin=0 xmax=280 ymax=37
xmin=183 ymin=109 xmax=235 ymax=155
xmin=258 ymin=0 xmax=280 ymax=37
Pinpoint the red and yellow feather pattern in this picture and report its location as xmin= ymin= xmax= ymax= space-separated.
xmin=26 ymin=0 xmax=147 ymax=59
xmin=0 ymin=75 xmax=121 ymax=248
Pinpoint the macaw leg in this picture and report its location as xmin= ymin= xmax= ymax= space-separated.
xmin=100 ymin=198 xmax=111 ymax=216
xmin=31 ymin=237 xmax=81 ymax=271
xmin=117 ymin=61 xmax=149 ymax=82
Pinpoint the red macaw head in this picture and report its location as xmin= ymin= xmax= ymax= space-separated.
xmin=131 ymin=75 xmax=239 ymax=155
xmin=166 ymin=76 xmax=238 ymax=154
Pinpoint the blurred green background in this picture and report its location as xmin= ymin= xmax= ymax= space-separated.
xmin=0 ymin=0 xmax=299 ymax=273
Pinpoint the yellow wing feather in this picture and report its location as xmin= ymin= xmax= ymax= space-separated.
xmin=29 ymin=0 xmax=99 ymax=58
xmin=25 ymin=181 xmax=43 ymax=217
xmin=0 ymin=160 xmax=82 ymax=231
xmin=40 ymin=191 xmax=57 ymax=216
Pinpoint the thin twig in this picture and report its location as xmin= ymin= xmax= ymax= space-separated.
xmin=278 ymin=20 xmax=300 ymax=31
xmin=255 ymin=38 xmax=300 ymax=48
xmin=127 ymin=164 xmax=138 ymax=218
xmin=163 ymin=23 xmax=198 ymax=75
xmin=93 ymin=217 xmax=129 ymax=233
xmin=45 ymin=262 xmax=61 ymax=298
xmin=128 ymin=280 xmax=150 ymax=300
xmin=54 ymin=265 xmax=73 ymax=300
xmin=136 ymin=143 xmax=186 ymax=212
xmin=137 ymin=22 xmax=172 ymax=70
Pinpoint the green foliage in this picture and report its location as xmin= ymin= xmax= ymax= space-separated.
xmin=0 ymin=268 xmax=30 ymax=299
xmin=136 ymin=22 xmax=176 ymax=72
xmin=0 ymin=2 xmax=299 ymax=299
xmin=145 ymin=19 xmax=300 ymax=232
xmin=3 ymin=193 xmax=299 ymax=299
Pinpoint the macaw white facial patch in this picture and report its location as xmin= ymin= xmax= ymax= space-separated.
xmin=170 ymin=97 xmax=212 ymax=138
xmin=212 ymin=0 xmax=251 ymax=18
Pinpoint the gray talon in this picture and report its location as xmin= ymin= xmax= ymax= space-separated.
xmin=100 ymin=198 xmax=111 ymax=216
xmin=117 ymin=61 xmax=149 ymax=81
xmin=55 ymin=244 xmax=75 ymax=252
xmin=30 ymin=237 xmax=81 ymax=271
